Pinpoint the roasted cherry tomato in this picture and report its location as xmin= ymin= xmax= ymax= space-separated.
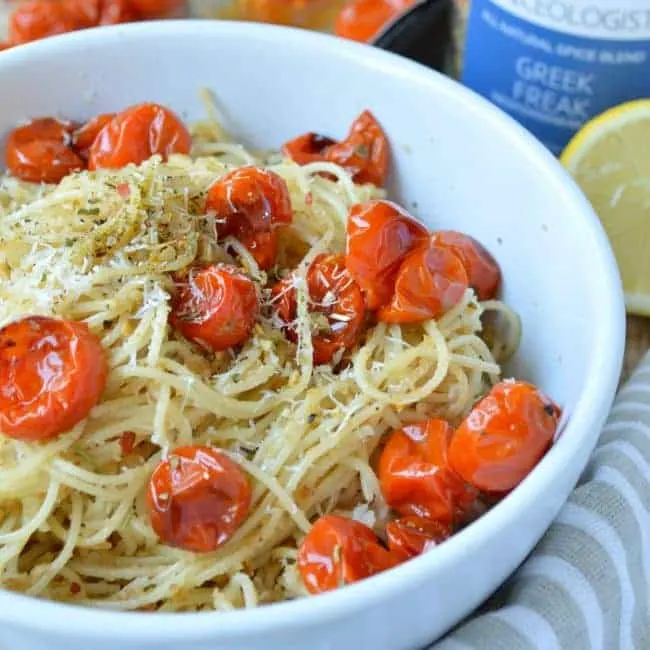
xmin=385 ymin=516 xmax=452 ymax=560
xmin=298 ymin=515 xmax=399 ymax=594
xmin=170 ymin=264 xmax=259 ymax=352
xmin=326 ymin=110 xmax=389 ymax=186
xmin=60 ymin=0 xmax=106 ymax=25
xmin=5 ymin=117 xmax=84 ymax=184
xmin=88 ymin=102 xmax=191 ymax=170
xmin=207 ymin=166 xmax=293 ymax=234
xmin=9 ymin=0 xmax=138 ymax=43
xmin=8 ymin=0 xmax=90 ymax=44
xmin=272 ymin=254 xmax=365 ymax=365
xmin=282 ymin=132 xmax=336 ymax=166
xmin=72 ymin=113 xmax=115 ymax=160
xmin=128 ymin=0 xmax=185 ymax=18
xmin=448 ymin=381 xmax=560 ymax=493
xmin=239 ymin=230 xmax=279 ymax=272
xmin=206 ymin=166 xmax=292 ymax=270
xmin=0 ymin=43 xmax=12 ymax=52
xmin=235 ymin=0 xmax=331 ymax=25
xmin=147 ymin=446 xmax=251 ymax=553
xmin=283 ymin=111 xmax=388 ymax=187
xmin=335 ymin=0 xmax=416 ymax=43
xmin=431 ymin=231 xmax=501 ymax=301
xmin=378 ymin=419 xmax=477 ymax=526
xmin=346 ymin=200 xmax=428 ymax=310
xmin=98 ymin=0 xmax=140 ymax=24
xmin=378 ymin=239 xmax=469 ymax=324
xmin=0 ymin=316 xmax=108 ymax=441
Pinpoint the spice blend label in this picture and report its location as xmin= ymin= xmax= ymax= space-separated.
xmin=462 ymin=0 xmax=650 ymax=154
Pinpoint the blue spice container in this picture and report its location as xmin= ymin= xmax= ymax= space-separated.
xmin=456 ymin=0 xmax=650 ymax=155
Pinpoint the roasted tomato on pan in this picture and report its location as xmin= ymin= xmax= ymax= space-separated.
xmin=7 ymin=0 xmax=182 ymax=46
xmin=128 ymin=0 xmax=185 ymax=18
xmin=8 ymin=0 xmax=94 ymax=45
xmin=335 ymin=0 xmax=416 ymax=43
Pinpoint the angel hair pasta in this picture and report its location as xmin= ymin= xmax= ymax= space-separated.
xmin=0 ymin=93 xmax=559 ymax=611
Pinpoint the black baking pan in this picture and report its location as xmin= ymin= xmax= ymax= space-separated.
xmin=372 ymin=0 xmax=454 ymax=73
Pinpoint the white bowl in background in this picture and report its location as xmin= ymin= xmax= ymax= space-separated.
xmin=0 ymin=20 xmax=625 ymax=650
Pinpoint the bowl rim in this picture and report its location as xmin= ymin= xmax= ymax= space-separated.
xmin=0 ymin=19 xmax=626 ymax=641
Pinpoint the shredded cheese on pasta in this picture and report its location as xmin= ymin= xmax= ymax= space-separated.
xmin=0 ymin=109 xmax=520 ymax=611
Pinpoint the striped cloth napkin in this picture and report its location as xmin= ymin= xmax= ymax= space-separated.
xmin=434 ymin=352 xmax=650 ymax=650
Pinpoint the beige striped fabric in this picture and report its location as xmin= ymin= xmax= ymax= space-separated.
xmin=434 ymin=353 xmax=650 ymax=650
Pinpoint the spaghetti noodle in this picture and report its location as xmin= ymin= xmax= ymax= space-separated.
xmin=0 ymin=101 xmax=521 ymax=611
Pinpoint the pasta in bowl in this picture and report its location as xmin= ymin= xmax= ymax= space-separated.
xmin=0 ymin=96 xmax=559 ymax=610
xmin=0 ymin=19 xmax=624 ymax=650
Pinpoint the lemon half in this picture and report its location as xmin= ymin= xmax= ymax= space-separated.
xmin=561 ymin=99 xmax=650 ymax=316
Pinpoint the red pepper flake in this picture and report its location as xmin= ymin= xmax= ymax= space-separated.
xmin=305 ymin=192 xmax=313 ymax=206
xmin=70 ymin=582 xmax=81 ymax=595
xmin=119 ymin=431 xmax=136 ymax=456
xmin=117 ymin=182 xmax=131 ymax=198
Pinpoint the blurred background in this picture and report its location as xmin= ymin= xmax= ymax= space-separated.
xmin=0 ymin=0 xmax=425 ymax=49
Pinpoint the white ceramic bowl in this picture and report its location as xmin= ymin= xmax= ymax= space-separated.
xmin=0 ymin=20 xmax=625 ymax=650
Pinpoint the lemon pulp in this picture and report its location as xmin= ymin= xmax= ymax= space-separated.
xmin=561 ymin=99 xmax=650 ymax=316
